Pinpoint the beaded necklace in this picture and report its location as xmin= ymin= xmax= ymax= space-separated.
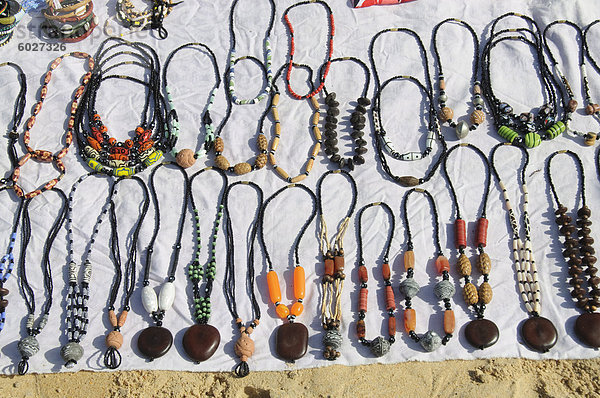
xmin=223 ymin=181 xmax=262 ymax=377
xmin=41 ymin=0 xmax=98 ymax=43
xmin=61 ymin=173 xmax=115 ymax=368
xmin=0 ymin=0 xmax=24 ymax=46
xmin=316 ymin=170 xmax=358 ymax=360
xmin=183 ymin=167 xmax=228 ymax=363
xmin=546 ymin=150 xmax=600 ymax=348
xmin=103 ymin=176 xmax=150 ymax=369
xmin=164 ymin=43 xmax=221 ymax=169
xmin=432 ymin=18 xmax=485 ymax=140
xmin=355 ymin=202 xmax=395 ymax=357
xmin=400 ymin=188 xmax=454 ymax=352
xmin=490 ymin=143 xmax=557 ymax=352
xmin=318 ymin=57 xmax=371 ymax=170
xmin=282 ymin=0 xmax=334 ymax=100
xmin=442 ymin=143 xmax=498 ymax=350
xmin=11 ymin=52 xmax=94 ymax=199
xmin=0 ymin=61 xmax=27 ymax=173
xmin=583 ymin=20 xmax=600 ymax=134
xmin=16 ymin=188 xmax=68 ymax=375
xmin=370 ymin=28 xmax=446 ymax=187
xmin=138 ymin=162 xmax=189 ymax=360
xmin=228 ymin=0 xmax=275 ymax=105
xmin=115 ymin=0 xmax=180 ymax=39
xmin=544 ymin=20 xmax=598 ymax=146
xmin=259 ymin=183 xmax=317 ymax=362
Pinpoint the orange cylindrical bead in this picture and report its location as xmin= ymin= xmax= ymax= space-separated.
xmin=276 ymin=303 xmax=290 ymax=319
xmin=435 ymin=256 xmax=450 ymax=274
xmin=291 ymin=302 xmax=304 ymax=317
xmin=388 ymin=316 xmax=397 ymax=337
xmin=357 ymin=319 xmax=366 ymax=338
xmin=358 ymin=265 xmax=368 ymax=282
xmin=359 ymin=287 xmax=368 ymax=312
xmin=267 ymin=271 xmax=281 ymax=304
xmin=385 ymin=285 xmax=396 ymax=311
xmin=334 ymin=256 xmax=345 ymax=272
xmin=444 ymin=309 xmax=455 ymax=335
xmin=404 ymin=308 xmax=416 ymax=333
xmin=294 ymin=266 xmax=305 ymax=300
xmin=476 ymin=218 xmax=489 ymax=247
xmin=455 ymin=219 xmax=466 ymax=249
xmin=404 ymin=250 xmax=415 ymax=270
xmin=382 ymin=263 xmax=391 ymax=280
xmin=324 ymin=258 xmax=334 ymax=276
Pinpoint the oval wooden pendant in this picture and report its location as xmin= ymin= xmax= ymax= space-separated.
xmin=275 ymin=322 xmax=308 ymax=361
xmin=521 ymin=316 xmax=558 ymax=353
xmin=137 ymin=326 xmax=173 ymax=360
xmin=183 ymin=324 xmax=220 ymax=362
xmin=574 ymin=312 xmax=600 ymax=348
xmin=464 ymin=319 xmax=499 ymax=349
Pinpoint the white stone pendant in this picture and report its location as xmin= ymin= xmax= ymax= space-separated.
xmin=141 ymin=285 xmax=158 ymax=314
xmin=158 ymin=282 xmax=176 ymax=311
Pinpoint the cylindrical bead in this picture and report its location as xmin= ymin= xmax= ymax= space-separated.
xmin=435 ymin=256 xmax=450 ymax=274
xmin=272 ymin=93 xmax=280 ymax=106
xmin=267 ymin=271 xmax=281 ymax=304
xmin=294 ymin=266 xmax=305 ymax=300
xmin=291 ymin=175 xmax=306 ymax=183
xmin=444 ymin=310 xmax=455 ymax=334
xmin=271 ymin=136 xmax=280 ymax=151
xmin=334 ymin=256 xmax=345 ymax=272
xmin=276 ymin=303 xmax=290 ymax=319
xmin=388 ymin=316 xmax=397 ymax=337
xmin=275 ymin=167 xmax=290 ymax=180
xmin=404 ymin=308 xmax=416 ymax=333
xmin=404 ymin=250 xmax=415 ymax=270
xmin=117 ymin=311 xmax=128 ymax=328
xmin=312 ymin=112 xmax=320 ymax=125
xmin=385 ymin=286 xmax=395 ymax=311
xmin=455 ymin=219 xmax=466 ymax=248
xmin=359 ymin=287 xmax=368 ymax=312
xmin=358 ymin=265 xmax=368 ymax=282
xmin=310 ymin=96 xmax=319 ymax=109
xmin=476 ymin=218 xmax=489 ymax=247
xmin=382 ymin=263 xmax=391 ymax=280
xmin=325 ymin=258 xmax=334 ymax=276
xmin=108 ymin=310 xmax=117 ymax=327
xmin=291 ymin=302 xmax=304 ymax=317
xmin=356 ymin=319 xmax=366 ymax=338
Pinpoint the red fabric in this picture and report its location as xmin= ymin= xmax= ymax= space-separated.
xmin=353 ymin=0 xmax=417 ymax=8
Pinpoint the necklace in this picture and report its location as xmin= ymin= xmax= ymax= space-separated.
xmin=0 ymin=0 xmax=24 ymax=46
xmin=442 ymin=143 xmax=498 ymax=350
xmin=546 ymin=150 xmax=600 ymax=348
xmin=400 ymin=188 xmax=455 ymax=352
xmin=164 ymin=42 xmax=221 ymax=169
xmin=183 ymin=167 xmax=228 ymax=363
xmin=432 ymin=18 xmax=485 ymax=140
xmin=103 ymin=176 xmax=150 ymax=369
xmin=355 ymin=202 xmax=395 ymax=357
xmin=223 ymin=181 xmax=262 ymax=377
xmin=490 ymin=143 xmax=558 ymax=352
xmin=228 ymin=0 xmax=275 ymax=105
xmin=258 ymin=183 xmax=317 ymax=362
xmin=115 ymin=0 xmax=180 ymax=39
xmin=370 ymin=28 xmax=446 ymax=187
xmin=583 ymin=20 xmax=600 ymax=137
xmin=16 ymin=188 xmax=68 ymax=374
xmin=11 ymin=52 xmax=94 ymax=199
xmin=282 ymin=0 xmax=334 ymax=100
xmin=316 ymin=170 xmax=358 ymax=360
xmin=544 ymin=20 xmax=598 ymax=146
xmin=0 ymin=61 xmax=27 ymax=173
xmin=318 ymin=57 xmax=371 ymax=170
xmin=61 ymin=173 xmax=115 ymax=368
xmin=138 ymin=162 xmax=189 ymax=360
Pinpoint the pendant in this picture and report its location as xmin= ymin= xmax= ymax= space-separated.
xmin=137 ymin=326 xmax=173 ymax=360
xmin=182 ymin=324 xmax=220 ymax=363
xmin=574 ymin=312 xmax=600 ymax=348
xmin=275 ymin=322 xmax=308 ymax=361
xmin=464 ymin=319 xmax=499 ymax=349
xmin=521 ymin=316 xmax=558 ymax=353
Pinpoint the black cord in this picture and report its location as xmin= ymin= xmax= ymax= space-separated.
xmin=356 ymin=202 xmax=395 ymax=266
xmin=402 ymin=188 xmax=443 ymax=255
xmin=545 ymin=150 xmax=586 ymax=210
xmin=315 ymin=169 xmax=358 ymax=227
xmin=0 ymin=62 xmax=26 ymax=171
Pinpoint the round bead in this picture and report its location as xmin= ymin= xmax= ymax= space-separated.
xmin=470 ymin=110 xmax=485 ymax=125
xmin=420 ymin=330 xmax=442 ymax=352
xmin=106 ymin=330 xmax=124 ymax=350
xmin=438 ymin=94 xmax=448 ymax=103
xmin=276 ymin=303 xmax=290 ymax=319
xmin=18 ymin=336 xmax=40 ymax=358
xmin=291 ymin=302 xmax=304 ymax=317
xmin=434 ymin=280 xmax=455 ymax=300
xmin=61 ymin=342 xmax=84 ymax=368
xmin=369 ymin=336 xmax=390 ymax=357
xmin=567 ymin=99 xmax=578 ymax=113
xmin=473 ymin=96 xmax=484 ymax=106
xmin=455 ymin=121 xmax=469 ymax=139
xmin=399 ymin=278 xmax=420 ymax=298
xmin=175 ymin=149 xmax=196 ymax=168
xmin=323 ymin=329 xmax=342 ymax=350
xmin=438 ymin=106 xmax=453 ymax=122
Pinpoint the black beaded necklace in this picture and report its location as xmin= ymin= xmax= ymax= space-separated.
xmin=16 ymin=188 xmax=68 ymax=375
xmin=369 ymin=28 xmax=446 ymax=187
xmin=546 ymin=150 xmax=600 ymax=348
xmin=183 ymin=167 xmax=228 ymax=364
xmin=137 ymin=162 xmax=189 ymax=360
xmin=317 ymin=57 xmax=371 ymax=170
xmin=583 ymin=20 xmax=600 ymax=135
xmin=222 ymin=181 xmax=262 ymax=378
xmin=0 ymin=61 xmax=26 ymax=172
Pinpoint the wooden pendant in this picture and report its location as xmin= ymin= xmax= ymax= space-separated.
xmin=464 ymin=319 xmax=499 ymax=349
xmin=521 ymin=316 xmax=558 ymax=353
xmin=183 ymin=324 xmax=220 ymax=363
xmin=574 ymin=312 xmax=600 ymax=348
xmin=275 ymin=322 xmax=308 ymax=361
xmin=137 ymin=326 xmax=173 ymax=360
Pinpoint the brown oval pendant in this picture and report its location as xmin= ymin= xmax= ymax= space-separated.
xmin=275 ymin=322 xmax=308 ymax=361
xmin=183 ymin=324 xmax=220 ymax=362
xmin=521 ymin=316 xmax=558 ymax=353
xmin=464 ymin=319 xmax=499 ymax=349
xmin=574 ymin=312 xmax=600 ymax=348
xmin=137 ymin=326 xmax=173 ymax=360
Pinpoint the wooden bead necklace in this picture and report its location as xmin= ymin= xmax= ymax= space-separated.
xmin=546 ymin=150 xmax=600 ymax=348
xmin=544 ymin=20 xmax=599 ymax=146
xmin=400 ymin=188 xmax=455 ymax=352
xmin=16 ymin=189 xmax=68 ymax=375
xmin=432 ymin=18 xmax=485 ymax=140
xmin=103 ymin=176 xmax=150 ymax=369
xmin=258 ymin=183 xmax=317 ymax=362
xmin=583 ymin=20 xmax=600 ymax=139
xmin=228 ymin=0 xmax=275 ymax=105
xmin=222 ymin=181 xmax=262 ymax=377
xmin=138 ymin=162 xmax=189 ymax=360
xmin=164 ymin=42 xmax=221 ymax=169
xmin=317 ymin=57 xmax=371 ymax=171
xmin=355 ymin=202 xmax=396 ymax=357
xmin=490 ymin=143 xmax=558 ymax=352
xmin=369 ymin=28 xmax=446 ymax=187
xmin=0 ymin=61 xmax=27 ymax=173
xmin=442 ymin=143 xmax=499 ymax=350
xmin=282 ymin=0 xmax=335 ymax=100
xmin=41 ymin=0 xmax=98 ymax=43
xmin=11 ymin=52 xmax=94 ymax=199
xmin=115 ymin=0 xmax=180 ymax=39
xmin=0 ymin=0 xmax=24 ymax=46
xmin=316 ymin=170 xmax=358 ymax=360
xmin=183 ymin=167 xmax=228 ymax=363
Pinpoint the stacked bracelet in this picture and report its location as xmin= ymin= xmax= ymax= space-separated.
xmin=0 ymin=0 xmax=24 ymax=46
xmin=41 ymin=0 xmax=98 ymax=43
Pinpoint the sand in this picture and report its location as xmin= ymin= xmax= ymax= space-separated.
xmin=1 ymin=358 xmax=599 ymax=397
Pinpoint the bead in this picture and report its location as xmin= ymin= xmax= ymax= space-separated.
xmin=233 ymin=162 xmax=252 ymax=175
xmin=434 ymin=280 xmax=455 ymax=300
xmin=141 ymin=285 xmax=158 ymax=313
xmin=215 ymin=155 xmax=230 ymax=170
xmin=385 ymin=285 xmax=396 ymax=311
xmin=478 ymin=281 xmax=493 ymax=304
xmin=276 ymin=303 xmax=289 ymax=319
xmin=18 ymin=336 xmax=40 ymax=358
xmin=255 ymin=153 xmax=268 ymax=169
xmin=158 ymin=281 xmax=175 ymax=311
xmin=435 ymin=256 xmax=450 ymax=274
xmin=578 ymin=206 xmax=592 ymax=218
xmin=455 ymin=219 xmax=466 ymax=248
xmin=404 ymin=308 xmax=416 ymax=333
xmin=358 ymin=265 xmax=368 ymax=282
xmin=439 ymin=106 xmax=453 ymax=122
xmin=567 ymin=99 xmax=578 ymax=112
xmin=521 ymin=317 xmax=558 ymax=353
xmin=234 ymin=332 xmax=255 ymax=362
xmin=359 ymin=287 xmax=368 ymax=312
xmin=465 ymin=319 xmax=499 ymax=349
xmin=175 ymin=149 xmax=196 ymax=168
xmin=382 ymin=263 xmax=391 ymax=280
xmin=476 ymin=218 xmax=488 ymax=247
xmin=369 ymin=336 xmax=390 ymax=357
xmin=183 ymin=324 xmax=220 ymax=362
xmin=404 ymin=250 xmax=415 ymax=270
xmin=334 ymin=256 xmax=345 ymax=272
xmin=257 ymin=134 xmax=268 ymax=151
xmin=455 ymin=121 xmax=469 ymax=139
xmin=470 ymin=110 xmax=485 ymax=125
xmin=214 ymin=137 xmax=224 ymax=152
xmin=276 ymin=322 xmax=308 ymax=361
xmin=108 ymin=310 xmax=118 ymax=327
xmin=398 ymin=176 xmax=420 ymax=187
xmin=399 ymin=278 xmax=420 ymax=298
xmin=356 ymin=319 xmax=366 ymax=338
xmin=457 ymin=254 xmax=471 ymax=276
xmin=388 ymin=316 xmax=397 ymax=337
xmin=61 ymin=342 xmax=84 ymax=368
xmin=524 ymin=132 xmax=541 ymax=148
xmin=106 ymin=330 xmax=123 ymax=350
xmin=585 ymin=133 xmax=597 ymax=146
xmin=323 ymin=329 xmax=342 ymax=350
xmin=498 ymin=125 xmax=519 ymax=143
xmin=477 ymin=253 xmax=491 ymax=275
xmin=358 ymin=97 xmax=371 ymax=106
xmin=294 ymin=266 xmax=306 ymax=299
xmin=575 ymin=313 xmax=600 ymax=348
xmin=586 ymin=104 xmax=596 ymax=115
xmin=267 ymin=271 xmax=281 ymax=304
xmin=420 ymin=330 xmax=442 ymax=352
xmin=545 ymin=121 xmax=565 ymax=139
xmin=118 ymin=311 xmax=128 ymax=328
xmin=444 ymin=309 xmax=455 ymax=334
xmin=291 ymin=302 xmax=304 ymax=317
xmin=438 ymin=94 xmax=449 ymax=103
xmin=463 ymin=283 xmax=478 ymax=305
xmin=325 ymin=258 xmax=334 ymax=276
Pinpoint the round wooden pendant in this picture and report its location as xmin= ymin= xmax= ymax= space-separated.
xmin=521 ymin=316 xmax=558 ymax=353
xmin=574 ymin=312 xmax=600 ymax=348
xmin=464 ymin=319 xmax=499 ymax=349
xmin=137 ymin=326 xmax=173 ymax=360
xmin=183 ymin=324 xmax=220 ymax=362
xmin=275 ymin=322 xmax=308 ymax=361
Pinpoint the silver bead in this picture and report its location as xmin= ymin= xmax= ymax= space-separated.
xmin=455 ymin=121 xmax=469 ymax=139
xmin=323 ymin=329 xmax=343 ymax=350
xmin=369 ymin=336 xmax=390 ymax=357
xmin=399 ymin=278 xmax=420 ymax=298
xmin=61 ymin=342 xmax=84 ymax=368
xmin=420 ymin=330 xmax=442 ymax=352
xmin=438 ymin=94 xmax=448 ymax=103
xmin=434 ymin=280 xmax=456 ymax=300
xmin=18 ymin=336 xmax=39 ymax=358
xmin=473 ymin=96 xmax=484 ymax=106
